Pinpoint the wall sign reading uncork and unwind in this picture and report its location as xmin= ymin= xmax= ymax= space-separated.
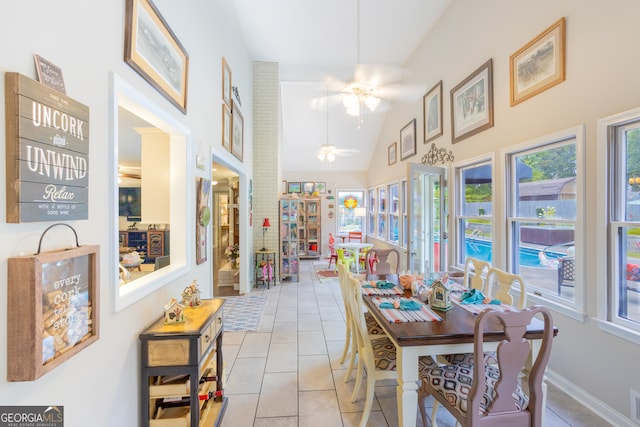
xmin=5 ymin=72 xmax=90 ymax=222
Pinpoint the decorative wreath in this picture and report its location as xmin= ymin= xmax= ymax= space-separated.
xmin=343 ymin=196 xmax=358 ymax=209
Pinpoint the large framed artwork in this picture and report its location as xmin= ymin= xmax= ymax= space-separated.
xmin=231 ymin=100 xmax=244 ymax=161
xmin=450 ymin=59 xmax=493 ymax=144
xmin=124 ymin=0 xmax=189 ymax=113
xmin=510 ymin=17 xmax=566 ymax=106
xmin=423 ymin=80 xmax=443 ymax=143
xmin=400 ymin=119 xmax=417 ymax=161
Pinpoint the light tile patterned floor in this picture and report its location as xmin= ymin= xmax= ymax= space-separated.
xmin=220 ymin=260 xmax=612 ymax=427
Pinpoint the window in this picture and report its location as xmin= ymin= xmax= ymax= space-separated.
xmin=598 ymin=108 xmax=640 ymax=337
xmin=455 ymin=160 xmax=493 ymax=267
xmin=505 ymin=126 xmax=584 ymax=314
xmin=367 ymin=189 xmax=375 ymax=236
xmin=377 ymin=187 xmax=386 ymax=240
xmin=402 ymin=180 xmax=408 ymax=247
xmin=337 ymin=190 xmax=365 ymax=234
xmin=388 ymin=183 xmax=399 ymax=244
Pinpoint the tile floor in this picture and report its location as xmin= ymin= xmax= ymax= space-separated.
xmin=220 ymin=260 xmax=611 ymax=427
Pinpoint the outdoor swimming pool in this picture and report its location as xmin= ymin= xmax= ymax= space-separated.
xmin=465 ymin=238 xmax=564 ymax=267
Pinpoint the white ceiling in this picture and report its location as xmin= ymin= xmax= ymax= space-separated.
xmin=231 ymin=0 xmax=451 ymax=172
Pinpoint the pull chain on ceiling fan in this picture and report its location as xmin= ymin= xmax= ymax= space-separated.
xmin=318 ymin=90 xmax=335 ymax=162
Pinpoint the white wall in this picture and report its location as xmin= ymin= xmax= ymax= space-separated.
xmin=0 ymin=1 xmax=252 ymax=426
xmin=367 ymin=0 xmax=640 ymax=423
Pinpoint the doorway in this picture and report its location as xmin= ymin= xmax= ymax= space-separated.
xmin=212 ymin=160 xmax=240 ymax=296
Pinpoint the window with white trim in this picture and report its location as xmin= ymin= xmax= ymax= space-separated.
xmin=455 ymin=160 xmax=493 ymax=267
xmin=367 ymin=189 xmax=375 ymax=237
xmin=377 ymin=186 xmax=386 ymax=240
xmin=388 ymin=183 xmax=399 ymax=244
xmin=603 ymin=113 xmax=640 ymax=331
xmin=505 ymin=127 xmax=584 ymax=312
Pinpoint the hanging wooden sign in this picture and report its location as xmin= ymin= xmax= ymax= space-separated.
xmin=5 ymin=72 xmax=90 ymax=223
xmin=7 ymin=224 xmax=99 ymax=381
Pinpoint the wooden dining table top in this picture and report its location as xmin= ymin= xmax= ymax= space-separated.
xmin=363 ymin=293 xmax=558 ymax=347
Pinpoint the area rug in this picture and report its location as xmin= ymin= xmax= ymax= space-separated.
xmin=222 ymin=295 xmax=267 ymax=332
xmin=313 ymin=260 xmax=339 ymax=282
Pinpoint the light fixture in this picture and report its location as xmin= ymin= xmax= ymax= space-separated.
xmin=318 ymin=90 xmax=336 ymax=162
xmin=261 ymin=217 xmax=271 ymax=251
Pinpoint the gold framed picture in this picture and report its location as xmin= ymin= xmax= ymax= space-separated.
xmin=222 ymin=57 xmax=232 ymax=108
xmin=124 ymin=0 xmax=189 ymax=113
xmin=510 ymin=17 xmax=566 ymax=106
xmin=450 ymin=59 xmax=494 ymax=144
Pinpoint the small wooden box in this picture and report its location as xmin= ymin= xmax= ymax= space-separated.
xmin=7 ymin=245 xmax=100 ymax=381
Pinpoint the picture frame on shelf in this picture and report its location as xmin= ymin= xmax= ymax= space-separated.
xmin=450 ymin=59 xmax=493 ymax=144
xmin=423 ymin=80 xmax=443 ymax=143
xmin=124 ymin=0 xmax=189 ymax=113
xmin=400 ymin=119 xmax=417 ymax=161
xmin=33 ymin=54 xmax=66 ymax=94
xmin=388 ymin=142 xmax=397 ymax=166
xmin=315 ymin=182 xmax=326 ymax=194
xmin=510 ymin=17 xmax=566 ymax=106
xmin=222 ymin=103 xmax=231 ymax=152
xmin=288 ymin=182 xmax=301 ymax=193
xmin=231 ymin=100 xmax=244 ymax=161
xmin=302 ymin=182 xmax=315 ymax=194
xmin=222 ymin=57 xmax=232 ymax=108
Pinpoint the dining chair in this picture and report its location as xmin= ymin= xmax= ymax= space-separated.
xmin=348 ymin=230 xmax=363 ymax=242
xmin=336 ymin=263 xmax=387 ymax=384
xmin=463 ymin=257 xmax=492 ymax=292
xmin=327 ymin=243 xmax=338 ymax=270
xmin=346 ymin=274 xmax=435 ymax=427
xmin=365 ymin=248 xmax=400 ymax=277
xmin=420 ymin=306 xmax=554 ymax=427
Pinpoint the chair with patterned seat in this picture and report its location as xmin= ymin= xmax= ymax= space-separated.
xmin=420 ymin=306 xmax=555 ymax=427
xmin=346 ymin=274 xmax=435 ymax=427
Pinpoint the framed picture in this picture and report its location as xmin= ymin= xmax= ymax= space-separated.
xmin=400 ymin=119 xmax=417 ymax=161
xmin=510 ymin=17 xmax=566 ymax=106
xmin=315 ymin=182 xmax=326 ymax=194
xmin=288 ymin=182 xmax=301 ymax=193
xmin=222 ymin=57 xmax=232 ymax=108
xmin=423 ymin=80 xmax=443 ymax=143
xmin=388 ymin=142 xmax=397 ymax=165
xmin=450 ymin=59 xmax=493 ymax=144
xmin=34 ymin=54 xmax=66 ymax=94
xmin=302 ymin=182 xmax=315 ymax=194
xmin=124 ymin=0 xmax=189 ymax=114
xmin=221 ymin=103 xmax=231 ymax=152
xmin=231 ymin=100 xmax=244 ymax=161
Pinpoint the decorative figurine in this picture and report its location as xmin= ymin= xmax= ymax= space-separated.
xmin=164 ymin=298 xmax=185 ymax=324
xmin=430 ymin=274 xmax=453 ymax=311
xmin=181 ymin=280 xmax=202 ymax=308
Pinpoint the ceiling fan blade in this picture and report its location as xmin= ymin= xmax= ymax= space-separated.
xmin=353 ymin=63 xmax=406 ymax=86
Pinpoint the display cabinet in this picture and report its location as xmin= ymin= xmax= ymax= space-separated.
xmin=139 ymin=299 xmax=227 ymax=427
xmin=299 ymin=198 xmax=321 ymax=259
xmin=279 ymin=199 xmax=299 ymax=281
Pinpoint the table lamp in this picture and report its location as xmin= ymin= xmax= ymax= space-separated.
xmin=261 ymin=218 xmax=271 ymax=251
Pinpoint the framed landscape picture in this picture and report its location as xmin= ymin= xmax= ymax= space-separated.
xmin=315 ymin=182 xmax=326 ymax=194
xmin=388 ymin=142 xmax=397 ymax=165
xmin=400 ymin=119 xmax=416 ymax=161
xmin=510 ymin=17 xmax=566 ymax=106
xmin=450 ymin=59 xmax=493 ymax=144
xmin=423 ymin=80 xmax=443 ymax=143
xmin=231 ymin=100 xmax=244 ymax=161
xmin=288 ymin=182 xmax=301 ymax=193
xmin=124 ymin=0 xmax=189 ymax=113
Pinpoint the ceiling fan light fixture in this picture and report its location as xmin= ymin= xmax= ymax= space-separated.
xmin=318 ymin=152 xmax=326 ymax=161
xmin=364 ymin=95 xmax=380 ymax=112
xmin=346 ymin=102 xmax=360 ymax=117
xmin=342 ymin=94 xmax=359 ymax=109
xmin=327 ymin=152 xmax=336 ymax=162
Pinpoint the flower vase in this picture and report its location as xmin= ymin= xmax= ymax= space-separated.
xmin=231 ymin=259 xmax=238 ymax=269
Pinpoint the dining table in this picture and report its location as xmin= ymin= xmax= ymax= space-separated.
xmin=362 ymin=289 xmax=558 ymax=427
xmin=335 ymin=242 xmax=373 ymax=273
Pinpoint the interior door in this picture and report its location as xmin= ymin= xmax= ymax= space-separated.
xmin=407 ymin=163 xmax=448 ymax=275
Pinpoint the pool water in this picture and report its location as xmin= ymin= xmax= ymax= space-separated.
xmin=465 ymin=238 xmax=563 ymax=267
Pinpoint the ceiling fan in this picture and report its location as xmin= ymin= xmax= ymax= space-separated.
xmin=317 ymin=90 xmax=359 ymax=162
xmin=333 ymin=0 xmax=425 ymax=124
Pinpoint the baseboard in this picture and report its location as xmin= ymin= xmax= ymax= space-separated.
xmin=546 ymin=368 xmax=637 ymax=427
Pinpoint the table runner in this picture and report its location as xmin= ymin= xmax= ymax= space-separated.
xmin=360 ymin=283 xmax=404 ymax=296
xmin=371 ymin=296 xmax=442 ymax=323
xmin=450 ymin=286 xmax=519 ymax=315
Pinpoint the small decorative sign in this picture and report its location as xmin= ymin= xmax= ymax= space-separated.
xmin=34 ymin=54 xmax=66 ymax=94
xmin=5 ymin=72 xmax=90 ymax=222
